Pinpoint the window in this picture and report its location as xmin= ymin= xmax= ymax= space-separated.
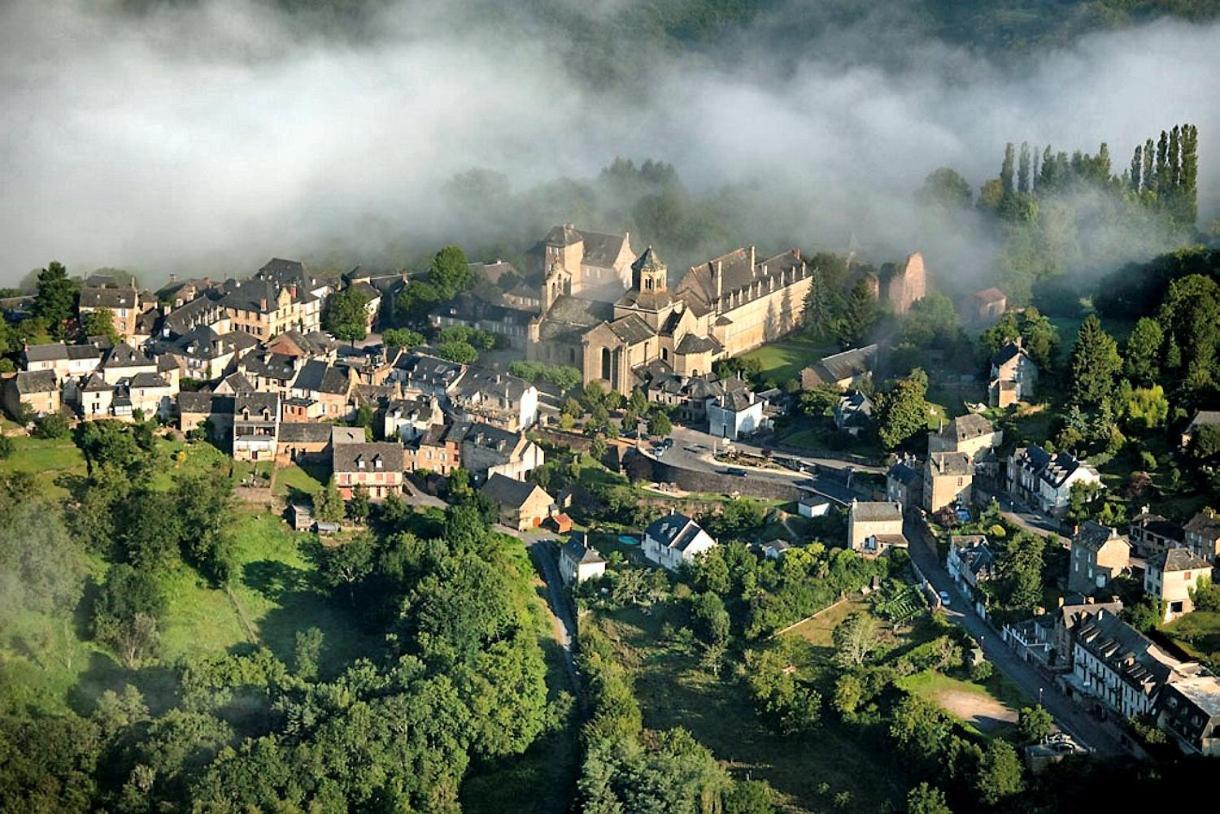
xmin=600 ymin=348 xmax=611 ymax=381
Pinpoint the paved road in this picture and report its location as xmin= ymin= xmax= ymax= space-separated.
xmin=522 ymin=533 xmax=581 ymax=693
xmin=993 ymin=494 xmax=1070 ymax=546
xmin=640 ymin=425 xmax=869 ymax=504
xmin=905 ymin=517 xmax=1127 ymax=757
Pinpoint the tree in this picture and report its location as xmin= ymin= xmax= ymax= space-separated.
xmin=1066 ymin=481 xmax=1104 ymax=524
xmin=318 ymin=534 xmax=375 ymax=604
xmin=1000 ymin=142 xmax=1016 ymax=199
xmin=293 ymin=626 xmax=325 ymax=680
xmin=997 ymin=532 xmax=1045 ymax=611
xmin=429 ymin=245 xmax=472 ymax=300
xmin=648 ymin=410 xmax=672 ymax=437
xmin=381 ymin=327 xmax=424 ymax=349
xmin=974 ymin=739 xmax=1023 ymax=806
xmin=689 ymin=592 xmax=730 ymax=646
xmin=322 ymin=285 xmax=371 ymax=343
xmin=34 ymin=412 xmax=71 ymax=439
xmin=0 ymin=500 xmax=86 ymax=624
xmin=918 ymin=167 xmax=972 ymax=210
xmin=92 ymin=564 xmax=165 ymax=668
xmin=81 ymin=307 xmax=119 ymax=344
xmin=436 ymin=339 xmax=478 ymax=364
xmin=33 ymin=261 xmax=78 ymax=338
xmin=347 ymin=483 xmax=371 ymax=523
xmin=1123 ymin=317 xmax=1163 ymax=386
xmin=395 ymin=279 xmax=442 ymax=324
xmin=1018 ymin=704 xmax=1054 ymax=744
xmin=833 ymin=612 xmax=883 ymax=667
xmin=1125 ymin=385 xmax=1169 ymax=430
xmin=876 ymin=369 xmax=930 ymax=450
xmin=906 ymin=783 xmax=951 ymax=814
xmin=1069 ymin=315 xmax=1121 ymax=407
xmin=837 ymin=279 xmax=879 ymax=348
xmin=316 ymin=476 xmax=344 ymax=523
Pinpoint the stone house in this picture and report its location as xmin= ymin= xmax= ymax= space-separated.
xmin=706 ymin=386 xmax=768 ymax=440
xmin=875 ymin=252 xmax=927 ymax=315
xmin=965 ymin=287 xmax=1007 ymax=324
xmin=989 ymin=340 xmax=1038 ymax=408
xmin=1129 ymin=507 xmax=1185 ymax=558
xmin=176 ymin=392 xmax=234 ymax=440
xmin=847 ymin=500 xmax=906 ymax=557
xmin=21 ymin=342 xmax=103 ymax=382
xmin=526 ymin=224 xmax=636 ymax=304
xmin=1145 ymin=548 xmax=1214 ymax=622
xmin=1180 ymin=411 xmax=1220 ymax=449
xmin=886 ymin=456 xmax=922 ymax=510
xmin=100 ymin=343 xmax=158 ymax=386
xmin=152 ymin=325 xmax=258 ymax=383
xmin=290 ymin=360 xmax=357 ymax=420
xmin=923 ymin=452 xmax=972 ymax=513
xmin=927 ymin=414 xmax=1002 ymax=461
xmin=449 ymin=367 xmax=539 ymax=431
xmin=277 ymin=422 xmax=333 ymax=463
xmin=384 ymin=395 xmax=442 ymax=442
xmin=1051 ymin=598 xmax=1123 ymax=670
xmin=1184 ymin=508 xmax=1220 ymax=561
xmin=643 ymin=513 xmax=718 ymax=571
xmin=122 ymin=372 xmax=177 ymax=420
xmin=232 ymin=392 xmax=280 ymax=462
xmin=3 ymin=370 xmax=60 ymax=418
xmin=481 ymin=473 xmax=554 ymax=531
xmin=1068 ymin=522 xmax=1131 ymax=596
xmin=404 ymin=421 xmax=462 ymax=476
xmin=1008 ymin=444 xmax=1102 ymax=518
xmin=332 ymin=442 xmax=405 ymax=500
xmin=1157 ymin=675 xmax=1220 ymax=756
xmin=799 ymin=345 xmax=877 ymax=390
xmin=458 ymin=422 xmax=544 ymax=483
xmin=79 ymin=284 xmax=145 ymax=340
xmin=1070 ymin=609 xmax=1192 ymax=720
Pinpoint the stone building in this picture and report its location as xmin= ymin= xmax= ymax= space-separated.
xmin=527 ymin=224 xmax=636 ymax=305
xmin=531 ymin=240 xmax=814 ymax=396
xmin=863 ymin=252 xmax=927 ymax=314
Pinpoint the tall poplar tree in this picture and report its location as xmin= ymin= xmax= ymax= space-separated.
xmin=1155 ymin=130 xmax=1169 ymax=196
xmin=1168 ymin=125 xmax=1181 ymax=193
xmin=1000 ymin=142 xmax=1016 ymax=198
xmin=1039 ymin=146 xmax=1055 ymax=190
xmin=1179 ymin=123 xmax=1199 ymax=227
xmin=1017 ymin=142 xmax=1031 ymax=194
xmin=1129 ymin=144 xmax=1142 ymax=192
xmin=1031 ymin=146 xmax=1040 ymax=193
xmin=1142 ymin=138 xmax=1154 ymax=194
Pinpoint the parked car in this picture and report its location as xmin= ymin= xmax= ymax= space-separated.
xmin=724 ymin=467 xmax=748 ymax=477
xmin=652 ymin=445 xmax=667 ymax=458
xmin=659 ymin=437 xmax=675 ymax=449
xmin=938 ymin=591 xmax=951 ymax=606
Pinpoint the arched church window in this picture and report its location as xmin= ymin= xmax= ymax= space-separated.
xmin=601 ymin=348 xmax=612 ymax=381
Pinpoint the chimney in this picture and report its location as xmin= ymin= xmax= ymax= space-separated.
xmin=715 ymin=261 xmax=723 ymax=301
xmin=260 ymin=298 xmax=268 ymax=311
xmin=1057 ymin=596 xmax=1065 ymax=608
xmin=749 ymin=245 xmax=756 ymax=272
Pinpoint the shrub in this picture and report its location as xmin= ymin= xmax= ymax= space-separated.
xmin=33 ymin=412 xmax=70 ymax=439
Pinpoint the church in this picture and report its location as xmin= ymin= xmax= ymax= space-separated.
xmin=526 ymin=224 xmax=815 ymax=395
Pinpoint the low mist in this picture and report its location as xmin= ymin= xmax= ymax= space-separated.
xmin=1 ymin=0 xmax=1217 ymax=287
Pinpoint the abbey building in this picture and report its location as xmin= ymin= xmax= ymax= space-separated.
xmin=526 ymin=224 xmax=815 ymax=395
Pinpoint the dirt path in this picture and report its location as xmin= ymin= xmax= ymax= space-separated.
xmin=935 ymin=688 xmax=1018 ymax=734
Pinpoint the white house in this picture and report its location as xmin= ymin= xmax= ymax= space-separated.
xmin=797 ymin=494 xmax=831 ymax=518
xmin=706 ymin=388 xmax=767 ymax=440
xmin=642 ymin=513 xmax=718 ymax=571
xmin=1070 ymin=609 xmax=1193 ymax=720
xmin=559 ymin=534 xmax=607 ymax=584
xmin=1008 ymin=444 xmax=1102 ymax=517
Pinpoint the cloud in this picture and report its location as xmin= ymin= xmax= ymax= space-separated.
xmin=0 ymin=0 xmax=1216 ymax=285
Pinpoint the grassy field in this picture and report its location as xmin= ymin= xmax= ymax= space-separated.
xmin=594 ymin=603 xmax=912 ymax=812
xmin=1162 ymin=611 xmax=1220 ymax=669
xmin=897 ymin=670 xmax=1028 ymax=737
xmin=0 ymin=434 xmax=88 ymax=499
xmin=739 ymin=335 xmax=834 ymax=387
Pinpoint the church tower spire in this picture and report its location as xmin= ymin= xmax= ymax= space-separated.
xmin=630 ymin=246 xmax=667 ymax=293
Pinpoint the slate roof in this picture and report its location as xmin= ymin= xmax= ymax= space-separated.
xmin=293 ymin=360 xmax=351 ymax=395
xmin=1074 ymin=611 xmax=1182 ymax=692
xmin=1185 ymin=411 xmax=1220 ymax=434
xmin=537 ymin=296 xmax=613 ymax=342
xmin=887 ymin=460 xmax=921 ymax=486
xmin=102 ymin=342 xmax=152 ymax=368
xmin=177 ymin=392 xmax=234 ymax=414
xmin=221 ymin=279 xmax=284 ymax=313
xmin=608 ymin=314 xmax=656 ymax=345
xmin=532 ymin=225 xmax=629 ymax=268
xmin=394 ymin=352 xmax=464 ymax=390
xmin=950 ymin=535 xmax=995 ymax=579
xmin=235 ymin=392 xmax=280 ymax=417
xmin=241 ymin=353 xmax=298 ymax=383
xmin=331 ymin=426 xmax=366 ymax=445
xmin=452 ymin=367 xmax=532 ymax=404
xmin=436 ymin=293 xmax=532 ymax=327
xmin=12 ymin=369 xmax=58 ymax=393
xmin=645 ymin=513 xmax=712 ymax=552
xmin=851 ymin=501 xmax=903 ymax=522
xmin=82 ymin=373 xmax=112 ymax=392
xmin=928 ymin=452 xmax=972 ymax=477
xmin=562 ymin=535 xmax=606 ymax=566
xmin=480 ymin=472 xmax=549 ymax=509
xmin=803 ymin=344 xmax=877 ymax=386
xmin=938 ymin=413 xmax=995 ymax=442
xmin=991 ymin=341 xmax=1029 ymax=368
xmin=23 ymin=342 xmax=103 ymax=363
xmin=1130 ymin=511 xmax=1185 ymax=543
xmin=676 ymin=248 xmax=805 ymax=312
xmin=1152 ymin=548 xmax=1212 ymax=573
xmin=1074 ymin=521 xmax=1128 ymax=553
xmin=128 ymin=372 xmax=169 ymax=388
xmin=972 ymin=287 xmax=1006 ymax=304
xmin=80 ymin=286 xmax=139 ymax=310
xmin=332 ymin=442 xmax=404 ymax=473
xmin=675 ymin=333 xmax=721 ymax=354
xmin=162 ymin=291 xmax=226 ymax=336
xmin=1185 ymin=509 xmax=1220 ymax=539
xmin=218 ymin=372 xmax=255 ymax=393
xmin=278 ymin=422 xmax=333 ymax=443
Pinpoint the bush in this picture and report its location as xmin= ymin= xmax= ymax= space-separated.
xmin=0 ymin=434 xmax=12 ymax=459
xmin=1139 ymin=450 xmax=1158 ymax=471
xmin=969 ymin=659 xmax=994 ymax=682
xmin=33 ymin=412 xmax=71 ymax=439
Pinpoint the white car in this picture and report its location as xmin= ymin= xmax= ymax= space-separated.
xmin=938 ymin=591 xmax=952 ymax=606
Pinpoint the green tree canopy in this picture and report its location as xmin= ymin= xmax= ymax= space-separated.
xmin=1069 ymin=315 xmax=1121 ymax=407
xmin=322 ymin=285 xmax=371 ymax=343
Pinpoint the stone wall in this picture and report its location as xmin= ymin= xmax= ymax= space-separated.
xmin=651 ymin=460 xmax=803 ymax=501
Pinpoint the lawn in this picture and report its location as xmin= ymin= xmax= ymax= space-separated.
xmin=784 ymin=596 xmax=865 ymax=645
xmin=1162 ymin=611 xmax=1220 ymax=669
xmin=594 ymin=603 xmax=912 ymax=812
xmin=740 ymin=335 xmax=834 ymax=387
xmin=897 ymin=670 xmax=1029 ymax=737
xmin=0 ymin=434 xmax=87 ymax=498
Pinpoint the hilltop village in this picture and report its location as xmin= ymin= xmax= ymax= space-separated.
xmin=3 ymin=222 xmax=1220 ymax=812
